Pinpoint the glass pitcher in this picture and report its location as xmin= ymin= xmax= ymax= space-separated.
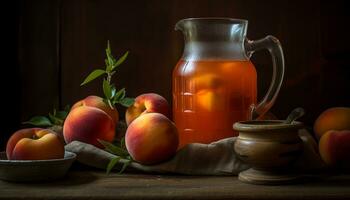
xmin=173 ymin=18 xmax=284 ymax=148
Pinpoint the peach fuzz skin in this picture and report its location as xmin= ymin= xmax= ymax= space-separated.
xmin=72 ymin=95 xmax=119 ymax=124
xmin=314 ymin=107 xmax=350 ymax=139
xmin=63 ymin=106 xmax=115 ymax=148
xmin=125 ymin=93 xmax=170 ymax=126
xmin=319 ymin=130 xmax=350 ymax=166
xmin=125 ymin=113 xmax=179 ymax=165
xmin=6 ymin=128 xmax=64 ymax=160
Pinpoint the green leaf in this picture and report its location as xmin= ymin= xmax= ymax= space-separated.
xmin=55 ymin=110 xmax=69 ymax=120
xmin=110 ymin=85 xmax=116 ymax=99
xmin=98 ymin=139 xmax=129 ymax=157
xmin=118 ymin=160 xmax=131 ymax=174
xmin=49 ymin=113 xmax=64 ymax=126
xmin=120 ymin=137 xmax=126 ymax=150
xmin=106 ymin=57 xmax=113 ymax=72
xmin=106 ymin=40 xmax=112 ymax=58
xmin=23 ymin=116 xmax=52 ymax=127
xmin=103 ymin=79 xmax=112 ymax=99
xmin=119 ymin=97 xmax=135 ymax=107
xmin=105 ymin=41 xmax=115 ymax=72
xmin=113 ymin=88 xmax=126 ymax=103
xmin=104 ymin=59 xmax=110 ymax=71
xmin=106 ymin=157 xmax=120 ymax=174
xmin=112 ymin=51 xmax=129 ymax=71
xmin=64 ymin=105 xmax=71 ymax=112
xmin=81 ymin=69 xmax=106 ymax=86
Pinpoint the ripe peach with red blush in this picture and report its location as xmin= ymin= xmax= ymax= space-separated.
xmin=314 ymin=107 xmax=350 ymax=139
xmin=125 ymin=93 xmax=170 ymax=125
xmin=125 ymin=113 xmax=179 ymax=165
xmin=319 ymin=130 xmax=350 ymax=166
xmin=6 ymin=128 xmax=64 ymax=160
xmin=71 ymin=95 xmax=119 ymax=124
xmin=63 ymin=106 xmax=115 ymax=148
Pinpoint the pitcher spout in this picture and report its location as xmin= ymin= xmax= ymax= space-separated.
xmin=174 ymin=19 xmax=185 ymax=32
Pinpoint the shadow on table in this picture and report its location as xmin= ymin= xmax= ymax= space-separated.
xmin=302 ymin=172 xmax=350 ymax=187
xmin=6 ymin=163 xmax=99 ymax=187
xmin=51 ymin=163 xmax=100 ymax=186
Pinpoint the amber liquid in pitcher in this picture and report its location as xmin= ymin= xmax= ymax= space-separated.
xmin=173 ymin=59 xmax=257 ymax=148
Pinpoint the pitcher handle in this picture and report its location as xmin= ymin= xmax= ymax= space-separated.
xmin=245 ymin=35 xmax=285 ymax=119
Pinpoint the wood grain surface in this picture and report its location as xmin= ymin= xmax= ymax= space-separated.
xmin=0 ymin=169 xmax=349 ymax=200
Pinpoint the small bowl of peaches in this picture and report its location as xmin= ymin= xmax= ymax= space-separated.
xmin=0 ymin=128 xmax=76 ymax=182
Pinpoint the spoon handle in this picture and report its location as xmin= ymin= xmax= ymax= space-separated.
xmin=285 ymin=107 xmax=305 ymax=124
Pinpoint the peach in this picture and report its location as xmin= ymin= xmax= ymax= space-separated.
xmin=72 ymin=95 xmax=119 ymax=124
xmin=63 ymin=106 xmax=115 ymax=148
xmin=125 ymin=113 xmax=179 ymax=165
xmin=319 ymin=130 xmax=350 ymax=166
xmin=6 ymin=128 xmax=64 ymax=160
xmin=125 ymin=93 xmax=170 ymax=125
xmin=196 ymin=89 xmax=225 ymax=111
xmin=314 ymin=107 xmax=350 ymax=139
xmin=193 ymin=74 xmax=222 ymax=90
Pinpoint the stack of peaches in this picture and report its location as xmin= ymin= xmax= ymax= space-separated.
xmin=6 ymin=93 xmax=179 ymax=165
xmin=314 ymin=107 xmax=350 ymax=167
xmin=64 ymin=93 xmax=178 ymax=164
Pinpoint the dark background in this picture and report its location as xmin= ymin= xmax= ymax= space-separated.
xmin=1 ymin=0 xmax=349 ymax=150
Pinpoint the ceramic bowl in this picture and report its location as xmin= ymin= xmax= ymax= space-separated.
xmin=233 ymin=120 xmax=306 ymax=185
xmin=0 ymin=151 xmax=76 ymax=182
xmin=233 ymin=120 xmax=304 ymax=169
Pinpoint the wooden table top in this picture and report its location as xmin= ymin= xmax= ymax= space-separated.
xmin=0 ymin=169 xmax=350 ymax=200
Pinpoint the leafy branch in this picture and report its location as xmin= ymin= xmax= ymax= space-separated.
xmin=23 ymin=105 xmax=71 ymax=127
xmin=98 ymin=139 xmax=132 ymax=174
xmin=82 ymin=41 xmax=135 ymax=174
xmin=81 ymin=41 xmax=134 ymax=108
